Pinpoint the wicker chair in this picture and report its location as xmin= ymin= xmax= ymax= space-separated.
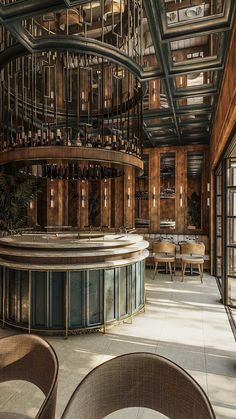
xmin=180 ymin=242 xmax=205 ymax=282
xmin=0 ymin=334 xmax=58 ymax=419
xmin=61 ymin=352 xmax=216 ymax=419
xmin=152 ymin=241 xmax=176 ymax=280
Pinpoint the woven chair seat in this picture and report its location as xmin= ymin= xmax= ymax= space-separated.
xmin=181 ymin=255 xmax=204 ymax=264
xmin=154 ymin=254 xmax=175 ymax=263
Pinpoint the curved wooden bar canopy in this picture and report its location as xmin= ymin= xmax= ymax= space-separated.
xmin=0 ymin=146 xmax=144 ymax=173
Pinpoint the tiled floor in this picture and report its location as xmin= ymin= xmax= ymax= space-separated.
xmin=0 ymin=270 xmax=236 ymax=419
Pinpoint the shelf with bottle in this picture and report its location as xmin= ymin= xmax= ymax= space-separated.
xmin=20 ymin=163 xmax=123 ymax=181
xmin=1 ymin=128 xmax=142 ymax=159
xmin=160 ymin=184 xmax=175 ymax=199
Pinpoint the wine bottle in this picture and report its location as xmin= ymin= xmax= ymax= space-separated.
xmin=37 ymin=129 xmax=42 ymax=146
xmin=56 ymin=129 xmax=61 ymax=145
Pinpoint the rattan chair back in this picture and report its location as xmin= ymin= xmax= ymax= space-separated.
xmin=180 ymin=242 xmax=205 ymax=256
xmin=0 ymin=334 xmax=58 ymax=419
xmin=61 ymin=352 xmax=215 ymax=419
xmin=153 ymin=241 xmax=176 ymax=255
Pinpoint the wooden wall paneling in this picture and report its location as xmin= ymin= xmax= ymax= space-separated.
xmin=124 ymin=166 xmax=135 ymax=228
xmin=176 ymin=148 xmax=186 ymax=232
xmin=203 ymin=149 xmax=210 ymax=234
xmin=68 ymin=181 xmax=79 ymax=227
xmin=111 ymin=176 xmax=124 ymax=228
xmin=76 ymin=181 xmax=81 ymax=228
xmin=143 ymin=144 xmax=209 ymax=235
xmin=63 ymin=180 xmax=69 ymax=226
xmin=27 ymin=197 xmax=37 ymax=227
xmin=149 ymin=149 xmax=159 ymax=232
xmin=209 ymin=18 xmax=236 ymax=274
xmin=101 ymin=179 xmax=111 ymax=227
xmin=37 ymin=180 xmax=47 ymax=227
xmin=210 ymin=17 xmax=236 ymax=169
xmin=57 ymin=179 xmax=66 ymax=226
xmin=80 ymin=181 xmax=89 ymax=228
xmin=46 ymin=179 xmax=59 ymax=226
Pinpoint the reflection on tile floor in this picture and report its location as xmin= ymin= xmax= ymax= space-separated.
xmin=0 ymin=271 xmax=236 ymax=419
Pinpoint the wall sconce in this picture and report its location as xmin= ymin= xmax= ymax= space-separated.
xmin=180 ymin=185 xmax=183 ymax=208
xmin=152 ymin=186 xmax=156 ymax=207
xmin=81 ymin=188 xmax=85 ymax=208
xmin=104 ymin=187 xmax=108 ymax=208
xmin=127 ymin=187 xmax=131 ymax=208
xmin=207 ymin=182 xmax=210 ymax=206
xmin=50 ymin=188 xmax=54 ymax=208
xmin=29 ymin=200 xmax=34 ymax=209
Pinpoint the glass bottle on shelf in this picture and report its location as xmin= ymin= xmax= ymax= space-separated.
xmin=97 ymin=134 xmax=102 ymax=148
xmin=37 ymin=129 xmax=42 ymax=146
xmin=104 ymin=135 xmax=112 ymax=150
xmin=50 ymin=130 xmax=55 ymax=145
xmin=56 ymin=129 xmax=61 ymax=145
xmin=86 ymin=135 xmax=93 ymax=147
xmin=75 ymin=132 xmax=82 ymax=147
xmin=42 ymin=131 xmax=47 ymax=146
xmin=28 ymin=130 xmax=32 ymax=147
xmin=112 ymin=134 xmax=117 ymax=150
xmin=119 ymin=138 xmax=126 ymax=152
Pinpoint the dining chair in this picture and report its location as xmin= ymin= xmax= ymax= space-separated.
xmin=152 ymin=241 xmax=176 ymax=280
xmin=0 ymin=334 xmax=58 ymax=419
xmin=180 ymin=242 xmax=205 ymax=282
xmin=61 ymin=352 xmax=216 ymax=419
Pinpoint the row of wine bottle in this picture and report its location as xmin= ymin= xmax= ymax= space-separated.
xmin=1 ymin=129 xmax=142 ymax=157
xmin=23 ymin=163 xmax=122 ymax=180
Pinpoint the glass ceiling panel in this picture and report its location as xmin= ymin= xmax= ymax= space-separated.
xmin=181 ymin=126 xmax=209 ymax=134
xmin=175 ymin=70 xmax=216 ymax=89
xmin=149 ymin=127 xmax=177 ymax=136
xmin=164 ymin=0 xmax=225 ymax=27
xmin=171 ymin=32 xmax=223 ymax=65
xmin=177 ymin=95 xmax=212 ymax=107
xmin=179 ymin=113 xmax=211 ymax=122
xmin=143 ymin=117 xmax=174 ymax=125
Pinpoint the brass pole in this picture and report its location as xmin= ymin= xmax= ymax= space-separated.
xmin=28 ymin=271 xmax=32 ymax=334
xmin=2 ymin=267 xmax=5 ymax=328
xmin=103 ymin=271 xmax=106 ymax=334
xmin=65 ymin=272 xmax=69 ymax=339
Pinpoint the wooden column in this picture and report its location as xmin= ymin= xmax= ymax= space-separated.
xmin=149 ymin=150 xmax=159 ymax=232
xmin=124 ymin=167 xmax=135 ymax=228
xmin=79 ymin=181 xmax=88 ymax=228
xmin=27 ymin=197 xmax=37 ymax=227
xmin=101 ymin=179 xmax=111 ymax=227
xmin=46 ymin=179 xmax=58 ymax=226
xmin=111 ymin=176 xmax=124 ymax=228
xmin=176 ymin=148 xmax=186 ymax=232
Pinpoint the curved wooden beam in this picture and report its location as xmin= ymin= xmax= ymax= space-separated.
xmin=0 ymin=146 xmax=144 ymax=172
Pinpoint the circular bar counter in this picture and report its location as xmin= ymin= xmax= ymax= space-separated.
xmin=0 ymin=233 xmax=148 ymax=335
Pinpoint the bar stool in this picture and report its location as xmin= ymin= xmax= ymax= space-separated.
xmin=152 ymin=241 xmax=176 ymax=281
xmin=180 ymin=242 xmax=205 ymax=283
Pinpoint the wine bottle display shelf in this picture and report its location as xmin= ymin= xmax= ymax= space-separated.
xmin=0 ymin=146 xmax=144 ymax=173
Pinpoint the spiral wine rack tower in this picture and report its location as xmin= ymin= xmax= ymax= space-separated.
xmin=0 ymin=0 xmax=149 ymax=335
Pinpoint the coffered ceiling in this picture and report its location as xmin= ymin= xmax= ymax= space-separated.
xmin=0 ymin=0 xmax=235 ymax=147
